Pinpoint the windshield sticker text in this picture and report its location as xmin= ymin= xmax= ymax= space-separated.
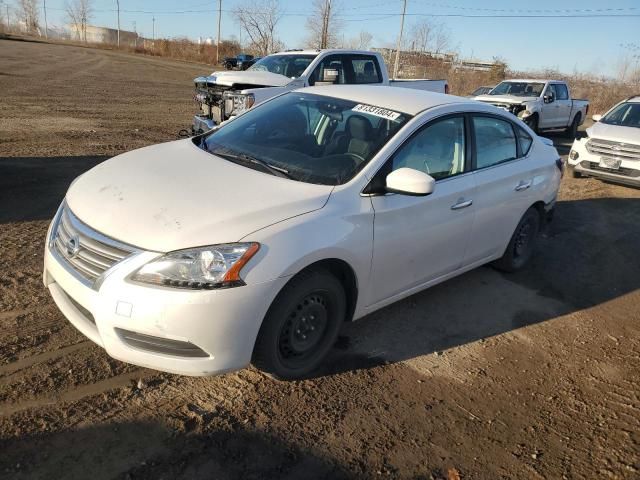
xmin=352 ymin=104 xmax=401 ymax=121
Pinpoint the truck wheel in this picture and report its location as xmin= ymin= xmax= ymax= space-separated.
xmin=525 ymin=114 xmax=539 ymax=134
xmin=492 ymin=207 xmax=541 ymax=273
xmin=224 ymin=63 xmax=233 ymax=70
xmin=565 ymin=113 xmax=580 ymax=138
xmin=252 ymin=268 xmax=346 ymax=380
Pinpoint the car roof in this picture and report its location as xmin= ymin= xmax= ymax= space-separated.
xmin=626 ymin=95 xmax=640 ymax=103
xmin=299 ymin=85 xmax=470 ymax=116
xmin=270 ymin=49 xmax=380 ymax=56
xmin=501 ymin=79 xmax=556 ymax=83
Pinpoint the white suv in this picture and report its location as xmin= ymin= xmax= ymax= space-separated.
xmin=44 ymin=86 xmax=562 ymax=379
xmin=569 ymin=95 xmax=640 ymax=187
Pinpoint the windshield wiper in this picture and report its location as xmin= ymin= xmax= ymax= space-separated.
xmin=214 ymin=149 xmax=294 ymax=179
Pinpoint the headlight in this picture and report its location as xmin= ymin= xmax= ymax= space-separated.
xmin=223 ymin=92 xmax=255 ymax=116
xmin=569 ymin=150 xmax=579 ymax=161
xmin=131 ymin=243 xmax=259 ymax=289
xmin=517 ymin=110 xmax=532 ymax=118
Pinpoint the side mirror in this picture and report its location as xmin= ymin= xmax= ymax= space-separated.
xmin=543 ymin=93 xmax=554 ymax=104
xmin=385 ymin=168 xmax=435 ymax=196
xmin=592 ymin=114 xmax=602 ymax=122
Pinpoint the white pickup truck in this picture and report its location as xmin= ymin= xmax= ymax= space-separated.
xmin=474 ymin=79 xmax=589 ymax=137
xmin=192 ymin=49 xmax=449 ymax=134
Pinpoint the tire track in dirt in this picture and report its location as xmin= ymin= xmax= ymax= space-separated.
xmin=0 ymin=369 xmax=145 ymax=416
xmin=0 ymin=341 xmax=90 ymax=376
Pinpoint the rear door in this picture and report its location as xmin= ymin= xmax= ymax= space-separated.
xmin=553 ymin=83 xmax=572 ymax=127
xmin=464 ymin=114 xmax=537 ymax=264
xmin=367 ymin=115 xmax=477 ymax=305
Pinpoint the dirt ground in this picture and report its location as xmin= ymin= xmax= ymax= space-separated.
xmin=1 ymin=38 xmax=639 ymax=480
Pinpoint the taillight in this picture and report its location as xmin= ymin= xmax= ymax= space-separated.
xmin=556 ymin=158 xmax=565 ymax=175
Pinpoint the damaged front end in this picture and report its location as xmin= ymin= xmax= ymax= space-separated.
xmin=192 ymin=76 xmax=256 ymax=135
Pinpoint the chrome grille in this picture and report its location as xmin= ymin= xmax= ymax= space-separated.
xmin=586 ymin=138 xmax=640 ymax=161
xmin=51 ymin=206 xmax=136 ymax=288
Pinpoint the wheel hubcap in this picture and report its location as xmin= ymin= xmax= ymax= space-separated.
xmin=514 ymin=220 xmax=533 ymax=257
xmin=279 ymin=294 xmax=329 ymax=360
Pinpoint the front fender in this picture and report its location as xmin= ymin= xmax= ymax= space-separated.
xmin=238 ymin=192 xmax=374 ymax=316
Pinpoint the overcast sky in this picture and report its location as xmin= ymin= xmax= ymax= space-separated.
xmin=28 ymin=0 xmax=640 ymax=76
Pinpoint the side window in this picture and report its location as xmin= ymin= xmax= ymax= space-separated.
xmin=544 ymin=84 xmax=555 ymax=100
xmin=310 ymin=55 xmax=346 ymax=85
xmin=391 ymin=116 xmax=466 ymax=180
xmin=516 ymin=125 xmax=533 ymax=156
xmin=555 ymin=84 xmax=569 ymax=100
xmin=350 ymin=56 xmax=382 ymax=84
xmin=473 ymin=116 xmax=518 ymax=169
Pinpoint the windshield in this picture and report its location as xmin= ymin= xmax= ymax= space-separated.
xmin=198 ymin=93 xmax=412 ymax=185
xmin=601 ymin=102 xmax=640 ymax=128
xmin=489 ymin=81 xmax=545 ymax=97
xmin=248 ymin=54 xmax=317 ymax=78
xmin=472 ymin=86 xmax=493 ymax=96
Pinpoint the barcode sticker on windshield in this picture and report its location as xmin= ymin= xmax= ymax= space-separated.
xmin=352 ymin=104 xmax=401 ymax=121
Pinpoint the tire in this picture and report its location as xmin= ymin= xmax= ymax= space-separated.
xmin=565 ymin=113 xmax=580 ymax=138
xmin=252 ymin=268 xmax=346 ymax=380
xmin=492 ymin=207 xmax=541 ymax=273
xmin=570 ymin=166 xmax=582 ymax=178
xmin=525 ymin=114 xmax=539 ymax=134
xmin=224 ymin=62 xmax=233 ymax=70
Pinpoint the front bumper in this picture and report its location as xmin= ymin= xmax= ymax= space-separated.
xmin=192 ymin=114 xmax=217 ymax=135
xmin=569 ymin=139 xmax=640 ymax=187
xmin=43 ymin=231 xmax=288 ymax=376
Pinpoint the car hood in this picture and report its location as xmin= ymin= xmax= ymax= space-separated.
xmin=475 ymin=94 xmax=538 ymax=105
xmin=66 ymin=140 xmax=334 ymax=252
xmin=587 ymin=122 xmax=640 ymax=145
xmin=196 ymin=70 xmax=292 ymax=88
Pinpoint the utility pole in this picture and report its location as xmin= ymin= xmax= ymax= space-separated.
xmin=392 ymin=0 xmax=407 ymax=80
xmin=43 ymin=0 xmax=48 ymax=38
xmin=320 ymin=0 xmax=332 ymax=49
xmin=116 ymin=0 xmax=120 ymax=47
xmin=216 ymin=0 xmax=222 ymax=64
xmin=152 ymin=16 xmax=155 ymax=41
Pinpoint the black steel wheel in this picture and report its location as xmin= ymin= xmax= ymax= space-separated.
xmin=492 ymin=207 xmax=541 ymax=272
xmin=252 ymin=268 xmax=346 ymax=380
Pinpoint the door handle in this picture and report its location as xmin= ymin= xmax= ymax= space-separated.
xmin=515 ymin=181 xmax=532 ymax=191
xmin=451 ymin=199 xmax=473 ymax=210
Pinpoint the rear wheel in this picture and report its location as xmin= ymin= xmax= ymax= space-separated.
xmin=252 ymin=269 xmax=346 ymax=380
xmin=492 ymin=207 xmax=541 ymax=273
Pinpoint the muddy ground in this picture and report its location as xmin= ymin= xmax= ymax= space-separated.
xmin=0 ymin=38 xmax=639 ymax=479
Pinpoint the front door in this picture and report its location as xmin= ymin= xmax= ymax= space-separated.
xmin=367 ymin=115 xmax=476 ymax=305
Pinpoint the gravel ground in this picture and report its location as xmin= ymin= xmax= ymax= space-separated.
xmin=0 ymin=37 xmax=639 ymax=480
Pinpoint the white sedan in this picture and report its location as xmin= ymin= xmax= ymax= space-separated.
xmin=44 ymin=86 xmax=562 ymax=379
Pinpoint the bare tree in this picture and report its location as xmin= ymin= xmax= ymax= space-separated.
xmin=305 ymin=0 xmax=343 ymax=49
xmin=347 ymin=30 xmax=373 ymax=50
xmin=233 ymin=0 xmax=283 ymax=56
xmin=408 ymin=19 xmax=451 ymax=55
xmin=17 ymin=0 xmax=39 ymax=33
xmin=66 ymin=0 xmax=92 ymax=42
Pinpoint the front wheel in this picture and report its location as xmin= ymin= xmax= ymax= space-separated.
xmin=565 ymin=113 xmax=581 ymax=138
xmin=252 ymin=269 xmax=346 ymax=380
xmin=492 ymin=207 xmax=541 ymax=273
xmin=524 ymin=114 xmax=539 ymax=134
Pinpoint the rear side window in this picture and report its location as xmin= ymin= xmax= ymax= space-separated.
xmin=473 ymin=116 xmax=517 ymax=169
xmin=516 ymin=126 xmax=533 ymax=156
xmin=311 ymin=55 xmax=382 ymax=85
xmin=555 ymin=84 xmax=569 ymax=100
xmin=351 ymin=58 xmax=382 ymax=84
